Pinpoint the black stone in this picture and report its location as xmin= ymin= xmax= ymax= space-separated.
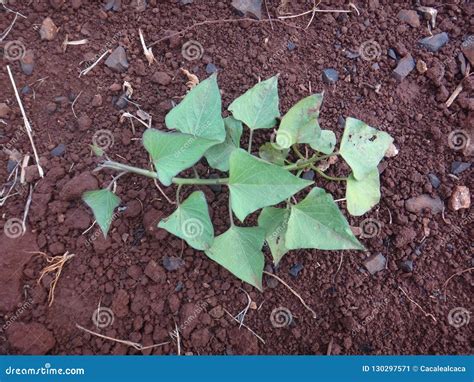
xmin=7 ymin=159 xmax=18 ymax=173
xmin=287 ymin=41 xmax=296 ymax=51
xmin=205 ymin=63 xmax=218 ymax=74
xmin=51 ymin=143 xmax=66 ymax=157
xmin=399 ymin=260 xmax=414 ymax=273
xmin=427 ymin=173 xmax=441 ymax=189
xmin=289 ymin=263 xmax=304 ymax=277
xmin=419 ymin=32 xmax=449 ymax=52
xmin=451 ymin=161 xmax=471 ymax=175
xmin=163 ymin=255 xmax=184 ymax=271
xmin=322 ymin=68 xmax=339 ymax=84
xmin=302 ymin=170 xmax=315 ymax=181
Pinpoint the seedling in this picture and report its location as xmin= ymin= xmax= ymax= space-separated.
xmin=83 ymin=74 xmax=393 ymax=291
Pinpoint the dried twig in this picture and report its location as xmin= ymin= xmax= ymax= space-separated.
xmin=79 ymin=50 xmax=110 ymax=77
xmin=62 ymin=35 xmax=88 ymax=53
xmin=263 ymin=271 xmax=317 ymax=318
xmin=398 ymin=286 xmax=437 ymax=323
xmin=278 ymin=1 xmax=352 ymax=20
xmin=153 ymin=178 xmax=176 ymax=205
xmin=138 ymin=28 xmax=155 ymax=65
xmin=234 ymin=288 xmax=252 ymax=328
xmin=21 ymin=184 xmax=33 ymax=234
xmin=7 ymin=66 xmax=44 ymax=178
xmin=224 ymin=309 xmax=265 ymax=344
xmin=76 ymin=324 xmax=170 ymax=351
xmin=71 ymin=91 xmax=82 ymax=119
xmin=442 ymin=267 xmax=474 ymax=297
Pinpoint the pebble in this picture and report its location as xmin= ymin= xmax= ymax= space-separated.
xmin=205 ymin=63 xmax=218 ymax=74
xmin=289 ymin=263 xmax=303 ymax=277
xmin=144 ymin=260 xmax=166 ymax=283
xmin=0 ymin=103 xmax=11 ymax=119
xmin=450 ymin=161 xmax=471 ymax=175
xmin=162 ymin=255 xmax=184 ymax=271
xmin=392 ymin=54 xmax=415 ymax=82
xmin=387 ymin=48 xmax=398 ymax=60
xmin=399 ymin=260 xmax=414 ymax=273
xmin=449 ymin=186 xmax=470 ymax=211
xmin=397 ymin=10 xmax=420 ymax=28
xmin=405 ymin=194 xmax=444 ymax=214
xmin=91 ymin=94 xmax=103 ymax=107
xmin=175 ymin=280 xmax=184 ymax=292
xmin=77 ymin=114 xmax=92 ymax=131
xmin=20 ymin=50 xmax=35 ymax=76
xmin=419 ymin=32 xmax=449 ymax=52
xmin=114 ymin=93 xmax=129 ymax=110
xmin=461 ymin=36 xmax=474 ymax=66
xmin=60 ymin=171 xmax=98 ymax=200
xmin=7 ymin=323 xmax=55 ymax=354
xmin=322 ymin=68 xmax=339 ymax=84
xmin=363 ymin=253 xmax=386 ymax=274
xmin=302 ymin=170 xmax=315 ymax=181
xmin=345 ymin=50 xmax=360 ymax=59
xmin=231 ymin=0 xmax=262 ymax=19
xmin=39 ymin=17 xmax=58 ymax=40
xmin=152 ymin=71 xmax=172 ymax=86
xmin=427 ymin=173 xmax=441 ymax=189
xmin=51 ymin=143 xmax=66 ymax=157
xmin=416 ymin=60 xmax=427 ymax=74
xmin=287 ymin=41 xmax=296 ymax=51
xmin=384 ymin=143 xmax=399 ymax=158
xmin=21 ymin=86 xmax=32 ymax=95
xmin=105 ymin=46 xmax=129 ymax=72
xmin=7 ymin=159 xmax=18 ymax=173
xmin=104 ymin=0 xmax=121 ymax=11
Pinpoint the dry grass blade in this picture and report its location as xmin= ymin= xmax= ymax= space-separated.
xmin=35 ymin=251 xmax=76 ymax=306
xmin=62 ymin=34 xmax=88 ymax=53
xmin=224 ymin=309 xmax=265 ymax=344
xmin=139 ymin=28 xmax=155 ymax=65
xmin=79 ymin=50 xmax=110 ymax=77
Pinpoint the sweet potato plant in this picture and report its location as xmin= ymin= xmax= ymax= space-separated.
xmin=83 ymin=74 xmax=393 ymax=290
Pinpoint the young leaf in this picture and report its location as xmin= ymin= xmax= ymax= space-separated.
xmin=258 ymin=142 xmax=289 ymax=166
xmin=346 ymin=170 xmax=380 ymax=216
xmin=158 ymin=191 xmax=214 ymax=250
xmin=258 ymin=207 xmax=290 ymax=265
xmin=276 ymin=94 xmax=323 ymax=149
xmin=82 ymin=189 xmax=121 ymax=237
xmin=205 ymin=226 xmax=265 ymax=290
xmin=90 ymin=144 xmax=104 ymax=157
xmin=228 ymin=149 xmax=313 ymax=222
xmin=228 ymin=75 xmax=280 ymax=130
xmin=286 ymin=187 xmax=364 ymax=250
xmin=165 ymin=73 xmax=226 ymax=142
xmin=143 ymin=129 xmax=217 ymax=186
xmin=310 ymin=129 xmax=336 ymax=155
xmin=339 ymin=117 xmax=393 ymax=180
xmin=204 ymin=116 xmax=243 ymax=172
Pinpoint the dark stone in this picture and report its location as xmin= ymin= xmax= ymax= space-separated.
xmin=175 ymin=281 xmax=184 ymax=292
xmin=205 ymin=63 xmax=218 ymax=74
xmin=345 ymin=50 xmax=360 ymax=59
xmin=21 ymin=86 xmax=32 ymax=95
xmin=289 ymin=263 xmax=304 ymax=277
xmin=451 ymin=161 xmax=471 ymax=175
xmin=163 ymin=255 xmax=184 ymax=272
xmin=399 ymin=260 xmax=414 ymax=273
xmin=322 ymin=68 xmax=338 ymax=84
xmin=287 ymin=41 xmax=296 ymax=51
xmin=114 ymin=93 xmax=129 ymax=110
xmin=419 ymin=32 xmax=449 ymax=52
xmin=51 ymin=143 xmax=66 ymax=157
xmin=181 ymin=0 xmax=193 ymax=4
xmin=387 ymin=49 xmax=398 ymax=61
xmin=302 ymin=170 xmax=315 ymax=181
xmin=231 ymin=0 xmax=262 ymax=19
xmin=392 ymin=54 xmax=415 ymax=81
xmin=337 ymin=115 xmax=345 ymax=129
xmin=104 ymin=0 xmax=121 ymax=11
xmin=7 ymin=159 xmax=18 ymax=173
xmin=105 ymin=46 xmax=129 ymax=72
xmin=427 ymin=173 xmax=441 ymax=189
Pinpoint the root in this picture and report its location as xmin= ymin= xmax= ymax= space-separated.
xmin=398 ymin=286 xmax=437 ymax=323
xmin=442 ymin=267 xmax=474 ymax=298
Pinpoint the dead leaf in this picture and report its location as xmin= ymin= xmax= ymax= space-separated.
xmin=180 ymin=68 xmax=200 ymax=90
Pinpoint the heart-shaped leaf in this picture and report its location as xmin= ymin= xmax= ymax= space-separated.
xmin=82 ymin=189 xmax=121 ymax=237
xmin=204 ymin=116 xmax=243 ymax=172
xmin=258 ymin=207 xmax=290 ymax=265
xmin=165 ymin=73 xmax=225 ymax=142
xmin=310 ymin=129 xmax=336 ymax=155
xmin=229 ymin=75 xmax=280 ymax=130
xmin=286 ymin=187 xmax=364 ymax=250
xmin=339 ymin=117 xmax=393 ymax=180
xmin=276 ymin=93 xmax=323 ymax=149
xmin=346 ymin=170 xmax=380 ymax=216
xmin=228 ymin=149 xmax=313 ymax=222
xmin=143 ymin=129 xmax=218 ymax=186
xmin=258 ymin=142 xmax=289 ymax=166
xmin=205 ymin=226 xmax=265 ymax=290
xmin=158 ymin=191 xmax=214 ymax=250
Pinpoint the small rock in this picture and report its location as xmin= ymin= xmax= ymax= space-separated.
xmin=451 ymin=161 xmax=471 ymax=175
xmin=71 ymin=0 xmax=82 ymax=9
xmin=461 ymin=36 xmax=474 ymax=66
xmin=21 ymin=86 xmax=32 ymax=95
xmin=397 ymin=10 xmax=420 ymax=28
xmin=104 ymin=0 xmax=121 ymax=11
xmin=25 ymin=165 xmax=40 ymax=183
xmin=114 ymin=93 xmax=129 ymax=110
xmin=46 ymin=102 xmax=57 ymax=114
xmin=322 ymin=68 xmax=338 ymax=84
xmin=231 ymin=0 xmax=262 ymax=19
xmin=416 ymin=60 xmax=427 ymax=74
xmin=175 ymin=281 xmax=184 ymax=292
xmin=105 ymin=46 xmax=129 ymax=72
xmin=7 ymin=323 xmax=55 ymax=354
xmin=392 ymin=54 xmax=415 ymax=81
xmin=50 ymin=143 xmax=66 ymax=157
xmin=144 ymin=260 xmax=166 ymax=283
xmin=39 ymin=17 xmax=58 ymax=41
xmin=0 ymin=103 xmax=11 ymax=119
xmin=427 ymin=173 xmax=441 ymax=189
xmin=60 ymin=172 xmax=98 ymax=200
xmin=205 ymin=63 xmax=218 ymax=74
xmin=289 ymin=263 xmax=303 ymax=277
xmin=180 ymin=0 xmax=193 ymax=4
xmin=399 ymin=260 xmax=414 ymax=273
xmin=384 ymin=142 xmax=399 ymax=158
xmin=387 ymin=48 xmax=398 ymax=60
xmin=7 ymin=159 xmax=18 ymax=173
xmin=127 ymin=265 xmax=142 ymax=280
xmin=419 ymin=32 xmax=449 ymax=52
xmin=363 ymin=253 xmax=386 ymax=274
xmin=208 ymin=174 xmax=222 ymax=193
xmin=77 ymin=114 xmax=92 ymax=131
xmin=405 ymin=194 xmax=444 ymax=214
xmin=91 ymin=94 xmax=103 ymax=107
xmin=449 ymin=186 xmax=470 ymax=211
xmin=132 ymin=0 xmax=147 ymax=10
xmin=287 ymin=41 xmax=296 ymax=51
xmin=209 ymin=305 xmax=224 ymax=319
xmin=162 ymin=255 xmax=184 ymax=271
xmin=151 ymin=71 xmax=171 ymax=86
xmin=345 ymin=50 xmax=359 ymax=59
xmin=302 ymin=170 xmax=315 ymax=181
xmin=20 ymin=50 xmax=35 ymax=76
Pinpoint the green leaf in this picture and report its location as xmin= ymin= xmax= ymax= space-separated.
xmin=228 ymin=75 xmax=280 ymax=130
xmin=204 ymin=117 xmax=243 ymax=172
xmin=158 ymin=191 xmax=214 ymax=250
xmin=258 ymin=207 xmax=290 ymax=265
xmin=258 ymin=142 xmax=289 ymax=166
xmin=82 ymin=189 xmax=121 ymax=237
xmin=228 ymin=149 xmax=313 ymax=222
xmin=205 ymin=226 xmax=265 ymax=290
xmin=346 ymin=170 xmax=380 ymax=216
xmin=286 ymin=187 xmax=364 ymax=250
xmin=90 ymin=144 xmax=104 ymax=157
xmin=276 ymin=94 xmax=323 ymax=149
xmin=143 ymin=129 xmax=217 ymax=186
xmin=339 ymin=117 xmax=393 ymax=180
xmin=165 ymin=73 xmax=225 ymax=142
xmin=310 ymin=129 xmax=336 ymax=155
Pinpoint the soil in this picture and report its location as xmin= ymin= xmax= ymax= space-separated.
xmin=0 ymin=0 xmax=472 ymax=355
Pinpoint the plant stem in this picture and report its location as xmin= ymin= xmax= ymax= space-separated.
xmin=176 ymin=184 xmax=182 ymax=205
xmin=284 ymin=152 xmax=339 ymax=171
xmin=228 ymin=193 xmax=235 ymax=227
xmin=248 ymin=129 xmax=254 ymax=153
xmin=311 ymin=166 xmax=347 ymax=182
xmin=172 ymin=177 xmax=229 ymax=185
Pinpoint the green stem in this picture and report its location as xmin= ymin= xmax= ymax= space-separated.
xmin=311 ymin=166 xmax=347 ymax=182
xmin=248 ymin=129 xmax=254 ymax=153
xmin=284 ymin=151 xmax=340 ymax=171
xmin=172 ymin=177 xmax=229 ymax=185
xmin=228 ymin=193 xmax=234 ymax=226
